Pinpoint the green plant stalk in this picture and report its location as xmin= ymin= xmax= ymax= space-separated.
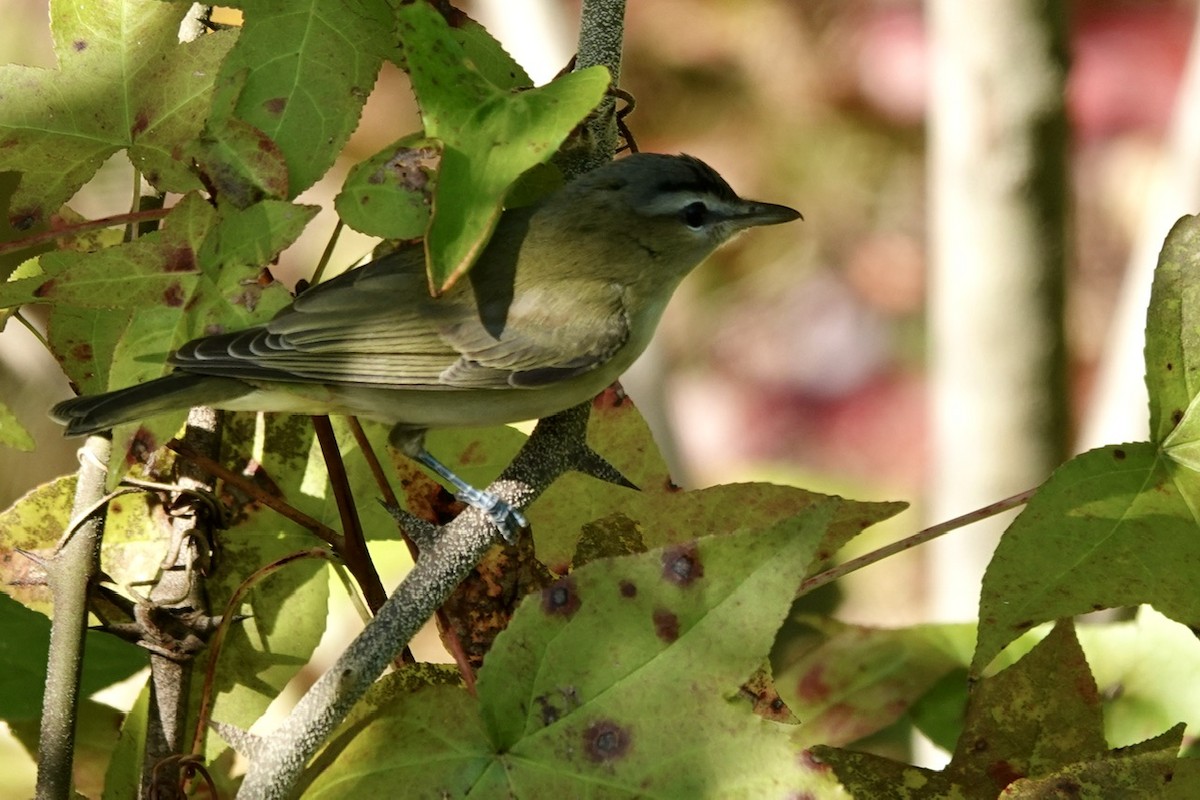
xmin=35 ymin=434 xmax=111 ymax=800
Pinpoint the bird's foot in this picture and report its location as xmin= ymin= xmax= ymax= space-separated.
xmin=412 ymin=447 xmax=527 ymax=543
xmin=453 ymin=485 xmax=528 ymax=543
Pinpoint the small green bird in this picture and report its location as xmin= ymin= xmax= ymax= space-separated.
xmin=52 ymin=153 xmax=801 ymax=531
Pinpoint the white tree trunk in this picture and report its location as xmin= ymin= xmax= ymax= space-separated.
xmin=926 ymin=0 xmax=1070 ymax=621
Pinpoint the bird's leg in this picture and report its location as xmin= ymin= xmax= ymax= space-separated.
xmin=389 ymin=425 xmax=527 ymax=540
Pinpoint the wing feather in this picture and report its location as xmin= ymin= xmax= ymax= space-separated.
xmin=171 ymin=228 xmax=633 ymax=391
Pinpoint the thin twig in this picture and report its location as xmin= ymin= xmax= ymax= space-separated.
xmin=13 ymin=310 xmax=51 ymax=351
xmin=125 ymin=169 xmax=142 ymax=243
xmin=308 ymin=219 xmax=344 ymax=286
xmin=311 ymin=416 xmax=387 ymax=614
xmin=345 ymin=417 xmax=398 ymax=508
xmin=0 ymin=208 xmax=171 ymax=257
xmin=799 ymin=487 xmax=1039 ymax=596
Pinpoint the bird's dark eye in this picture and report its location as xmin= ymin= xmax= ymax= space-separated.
xmin=682 ymin=201 xmax=708 ymax=229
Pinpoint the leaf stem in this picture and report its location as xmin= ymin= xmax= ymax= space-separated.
xmin=0 ymin=208 xmax=172 ymax=258
xmin=308 ymin=219 xmax=344 ymax=286
xmin=799 ymin=487 xmax=1039 ymax=596
xmin=12 ymin=310 xmax=51 ymax=351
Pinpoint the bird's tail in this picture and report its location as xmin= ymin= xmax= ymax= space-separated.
xmin=51 ymin=373 xmax=252 ymax=436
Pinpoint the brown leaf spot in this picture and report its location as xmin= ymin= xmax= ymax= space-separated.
xmin=796 ymin=664 xmax=830 ymax=702
xmin=582 ymin=720 xmax=630 ymax=763
xmin=1112 ymin=448 xmax=1127 ymax=460
xmin=618 ymin=579 xmax=637 ymax=598
xmin=458 ymin=440 xmax=486 ymax=466
xmin=71 ymin=343 xmax=93 ymax=362
xmin=229 ymin=287 xmax=261 ymax=312
xmin=72 ymin=39 xmax=87 ymax=51
xmin=126 ymin=427 xmax=157 ymax=466
xmin=535 ymin=694 xmax=561 ymax=726
xmin=131 ymin=111 xmax=150 ymax=137
xmin=652 ymin=607 xmax=679 ymax=642
xmin=33 ymin=278 xmax=57 ymax=297
xmin=163 ymin=246 xmax=196 ymax=272
xmin=263 ymin=97 xmax=287 ymax=115
xmin=373 ymin=146 xmax=439 ymax=193
xmin=163 ymin=281 xmax=186 ymax=307
xmin=661 ymin=543 xmax=703 ymax=587
xmin=10 ymin=209 xmax=39 ymax=230
xmin=541 ymin=576 xmax=580 ymax=617
xmin=987 ymin=759 xmax=1025 ymax=790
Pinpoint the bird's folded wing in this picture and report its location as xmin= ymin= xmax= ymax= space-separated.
xmin=172 ymin=250 xmax=631 ymax=390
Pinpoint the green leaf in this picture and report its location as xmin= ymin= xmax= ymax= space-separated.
xmin=775 ymin=618 xmax=973 ymax=748
xmin=395 ymin=1 xmax=609 ymax=293
xmin=817 ymin=621 xmax=1110 ymax=798
xmin=302 ymin=683 xmax=491 ymax=798
xmin=0 ymin=197 xmax=210 ymax=311
xmin=1001 ymin=736 xmax=1200 ymax=799
xmin=1145 ymin=214 xmax=1200 ymax=444
xmin=973 ymin=443 xmax=1200 ymax=673
xmin=46 ymin=306 xmax=131 ymax=396
xmin=34 ymin=197 xmax=311 ymax=461
xmin=334 ymin=135 xmax=440 ymax=239
xmin=303 ymin=507 xmax=849 ymax=796
xmin=209 ymin=0 xmax=394 ymax=197
xmin=0 ymin=403 xmax=34 ymax=451
xmin=189 ymin=66 xmax=292 ymax=209
xmin=448 ymin=14 xmax=533 ymax=91
xmin=911 ymin=609 xmax=1200 ymax=759
xmin=0 ymin=592 xmax=144 ymax=721
xmin=192 ymin=199 xmax=317 ymax=325
xmin=0 ymin=0 xmax=236 ymax=228
xmin=102 ymin=683 xmax=148 ymax=799
xmin=0 ymin=474 xmax=76 ymax=614
xmin=1078 ymin=606 xmax=1200 ymax=749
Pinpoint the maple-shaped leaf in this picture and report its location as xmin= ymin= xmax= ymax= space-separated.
xmin=304 ymin=504 xmax=848 ymax=797
xmin=207 ymin=0 xmax=395 ymax=198
xmin=814 ymin=621 xmax=1195 ymax=799
xmin=394 ymin=1 xmax=610 ymax=294
xmin=0 ymin=0 xmax=236 ymax=229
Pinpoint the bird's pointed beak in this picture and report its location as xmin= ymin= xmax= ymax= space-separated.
xmin=732 ymin=200 xmax=803 ymax=228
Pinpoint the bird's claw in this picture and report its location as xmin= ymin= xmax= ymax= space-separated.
xmin=455 ymin=486 xmax=527 ymax=543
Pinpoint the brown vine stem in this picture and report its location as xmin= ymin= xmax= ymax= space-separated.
xmin=310 ymin=416 xmax=387 ymax=615
xmin=189 ymin=548 xmax=335 ymax=761
xmin=799 ymin=486 xmax=1039 ymax=596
